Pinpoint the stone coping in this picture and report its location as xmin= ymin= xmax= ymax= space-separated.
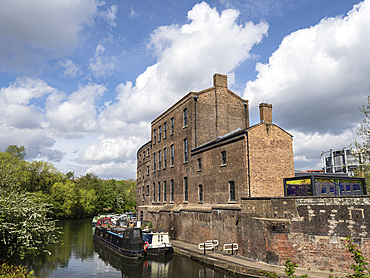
xmin=146 ymin=203 xmax=242 ymax=214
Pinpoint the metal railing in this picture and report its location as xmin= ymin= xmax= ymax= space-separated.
xmin=198 ymin=240 xmax=219 ymax=255
xmin=223 ymin=243 xmax=238 ymax=255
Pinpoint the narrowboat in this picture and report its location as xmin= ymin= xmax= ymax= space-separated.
xmin=143 ymin=230 xmax=173 ymax=256
xmin=93 ymin=226 xmax=145 ymax=259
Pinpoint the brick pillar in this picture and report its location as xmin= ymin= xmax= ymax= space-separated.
xmin=259 ymin=103 xmax=272 ymax=124
xmin=213 ymin=73 xmax=227 ymax=88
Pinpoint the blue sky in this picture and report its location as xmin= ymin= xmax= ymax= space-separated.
xmin=0 ymin=0 xmax=369 ymax=179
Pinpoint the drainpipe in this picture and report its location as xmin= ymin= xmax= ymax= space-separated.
xmin=193 ymin=95 xmax=198 ymax=147
xmin=246 ymin=131 xmax=251 ymax=197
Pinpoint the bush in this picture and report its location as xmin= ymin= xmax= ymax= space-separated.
xmin=0 ymin=262 xmax=36 ymax=278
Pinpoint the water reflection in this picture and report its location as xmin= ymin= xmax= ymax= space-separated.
xmin=22 ymin=219 xmax=243 ymax=277
xmin=94 ymin=242 xmax=173 ymax=277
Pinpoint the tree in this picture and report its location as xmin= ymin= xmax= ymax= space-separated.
xmin=22 ymin=160 xmax=64 ymax=193
xmin=0 ymin=190 xmax=59 ymax=260
xmin=5 ymin=145 xmax=26 ymax=160
xmin=0 ymin=152 xmax=28 ymax=192
xmin=353 ymin=95 xmax=370 ymax=189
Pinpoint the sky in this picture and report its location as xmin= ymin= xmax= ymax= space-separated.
xmin=0 ymin=0 xmax=369 ymax=179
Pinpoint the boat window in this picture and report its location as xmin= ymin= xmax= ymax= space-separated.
xmin=133 ymin=229 xmax=141 ymax=239
xmin=143 ymin=234 xmax=153 ymax=244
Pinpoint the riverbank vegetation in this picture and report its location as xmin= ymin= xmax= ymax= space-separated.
xmin=0 ymin=145 xmax=137 ymax=220
xmin=0 ymin=145 xmax=136 ymax=264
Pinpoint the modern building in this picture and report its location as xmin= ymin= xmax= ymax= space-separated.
xmin=136 ymin=74 xmax=294 ymax=222
xmin=321 ymin=148 xmax=361 ymax=176
xmin=284 ymin=172 xmax=366 ymax=197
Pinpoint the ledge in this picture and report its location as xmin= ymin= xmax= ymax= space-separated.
xmin=251 ymin=217 xmax=290 ymax=223
xmin=179 ymin=206 xmax=212 ymax=213
xmin=211 ymin=204 xmax=242 ymax=211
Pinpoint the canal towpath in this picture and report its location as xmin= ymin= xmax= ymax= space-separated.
xmin=170 ymin=239 xmax=345 ymax=277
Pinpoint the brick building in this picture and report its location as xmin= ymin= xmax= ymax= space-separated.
xmin=136 ymin=74 xmax=294 ymax=222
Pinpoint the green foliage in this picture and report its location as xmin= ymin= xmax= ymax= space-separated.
xmin=352 ymin=95 xmax=370 ymax=191
xmin=23 ymin=160 xmax=64 ymax=193
xmin=284 ymin=258 xmax=308 ymax=278
xmin=0 ymin=152 xmax=28 ymax=192
xmin=259 ymin=270 xmax=279 ymax=277
xmin=0 ymin=190 xmax=59 ymax=260
xmin=5 ymin=145 xmax=26 ymax=160
xmin=346 ymin=236 xmax=369 ymax=278
xmin=0 ymin=146 xmax=137 ymax=220
xmin=0 ymin=262 xmax=36 ymax=278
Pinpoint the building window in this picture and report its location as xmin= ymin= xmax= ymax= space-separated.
xmin=158 ymin=126 xmax=162 ymax=142
xmin=171 ymin=117 xmax=174 ymax=134
xmin=170 ymin=179 xmax=174 ymax=202
xmin=143 ymin=151 xmax=145 ymax=160
xmin=163 ymin=181 xmax=167 ymax=202
xmin=229 ymin=181 xmax=235 ymax=202
xmin=147 ymin=165 xmax=150 ymax=176
xmin=184 ymin=177 xmax=188 ymax=202
xmin=158 ymin=182 xmax=161 ymax=202
xmin=197 ymin=158 xmax=202 ymax=171
xmin=183 ymin=108 xmax=188 ymax=127
xmin=153 ymin=153 xmax=156 ymax=172
xmin=164 ymin=148 xmax=167 ymax=169
xmin=158 ymin=150 xmax=161 ymax=170
xmin=140 ymin=211 xmax=143 ymax=222
xmin=171 ymin=144 xmax=174 ymax=166
xmin=146 ymin=185 xmax=149 ymax=196
xmin=198 ymin=184 xmax=203 ymax=202
xmin=184 ymin=139 xmax=188 ymax=162
xmin=153 ymin=183 xmax=156 ymax=202
xmin=153 ymin=129 xmax=156 ymax=144
xmin=221 ymin=151 xmax=227 ymax=165
xmin=164 ymin=122 xmax=167 ymax=139
xmin=147 ymin=148 xmax=150 ymax=157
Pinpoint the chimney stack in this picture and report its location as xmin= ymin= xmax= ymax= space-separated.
xmin=213 ymin=73 xmax=227 ymax=88
xmin=259 ymin=103 xmax=272 ymax=125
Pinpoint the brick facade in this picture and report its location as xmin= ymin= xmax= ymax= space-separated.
xmin=134 ymin=73 xmax=370 ymax=273
xmin=136 ymin=73 xmax=294 ymax=223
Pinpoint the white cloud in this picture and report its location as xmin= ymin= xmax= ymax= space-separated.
xmin=0 ymin=77 xmax=54 ymax=105
xmin=100 ymin=2 xmax=268 ymax=127
xmin=291 ymin=129 xmax=356 ymax=170
xmin=82 ymin=136 xmax=146 ymax=162
xmin=129 ymin=6 xmax=139 ymax=18
xmin=86 ymin=160 xmax=137 ymax=180
xmin=46 ymin=84 xmax=106 ymax=134
xmin=244 ymin=0 xmax=370 ymax=134
xmin=0 ymin=0 xmax=99 ymax=72
xmin=89 ymin=44 xmax=116 ymax=79
xmin=99 ymin=5 xmax=118 ymax=27
xmin=60 ymin=59 xmax=83 ymax=78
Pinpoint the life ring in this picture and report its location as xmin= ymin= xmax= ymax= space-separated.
xmin=144 ymin=241 xmax=149 ymax=251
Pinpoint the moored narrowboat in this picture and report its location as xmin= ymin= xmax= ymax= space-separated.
xmin=93 ymin=226 xmax=145 ymax=259
xmin=143 ymin=230 xmax=173 ymax=256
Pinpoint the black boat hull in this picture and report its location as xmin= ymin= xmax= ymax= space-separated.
xmin=93 ymin=227 xmax=145 ymax=260
xmin=146 ymin=246 xmax=173 ymax=256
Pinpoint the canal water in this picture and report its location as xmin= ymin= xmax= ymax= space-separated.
xmin=25 ymin=219 xmax=244 ymax=278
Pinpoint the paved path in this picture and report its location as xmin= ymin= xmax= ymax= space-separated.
xmin=170 ymin=239 xmax=344 ymax=277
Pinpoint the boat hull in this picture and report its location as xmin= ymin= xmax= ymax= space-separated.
xmin=146 ymin=245 xmax=173 ymax=256
xmin=93 ymin=227 xmax=145 ymax=260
